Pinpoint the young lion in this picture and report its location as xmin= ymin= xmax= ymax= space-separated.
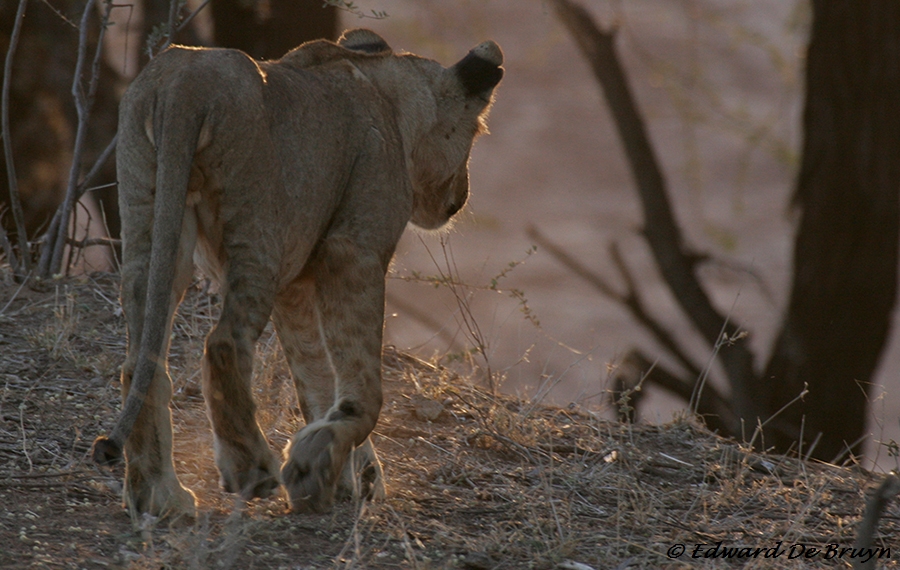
xmin=91 ymin=29 xmax=502 ymax=517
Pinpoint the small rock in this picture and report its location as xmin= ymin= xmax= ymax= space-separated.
xmin=411 ymin=394 xmax=443 ymax=421
xmin=460 ymin=551 xmax=494 ymax=570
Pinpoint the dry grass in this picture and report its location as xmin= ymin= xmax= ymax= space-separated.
xmin=0 ymin=273 xmax=897 ymax=569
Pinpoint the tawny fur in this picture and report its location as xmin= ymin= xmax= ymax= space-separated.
xmin=93 ymin=29 xmax=502 ymax=517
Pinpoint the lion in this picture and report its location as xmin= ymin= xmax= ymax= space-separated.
xmin=90 ymin=28 xmax=502 ymax=518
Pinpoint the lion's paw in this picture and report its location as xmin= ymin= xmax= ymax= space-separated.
xmin=281 ymin=423 xmax=346 ymax=513
xmin=124 ymin=472 xmax=197 ymax=520
xmin=214 ymin=438 xmax=282 ymax=501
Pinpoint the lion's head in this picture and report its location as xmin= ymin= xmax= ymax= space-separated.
xmin=337 ymin=30 xmax=504 ymax=230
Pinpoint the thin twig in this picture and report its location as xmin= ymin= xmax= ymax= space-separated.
xmin=18 ymin=402 xmax=32 ymax=472
xmin=155 ymin=0 xmax=213 ymax=55
xmin=419 ymin=234 xmax=496 ymax=392
xmin=75 ymin=134 xmax=117 ymax=198
xmin=38 ymin=0 xmax=79 ymax=29
xmin=689 ymin=295 xmax=744 ymax=417
xmin=0 ymin=207 xmax=15 ymax=270
xmin=613 ymin=348 xmax=737 ymax=434
xmin=0 ymin=265 xmax=29 ymax=316
xmin=747 ymin=383 xmax=809 ymax=451
xmin=166 ymin=0 xmax=181 ymax=49
xmin=178 ymin=0 xmax=212 ymax=35
xmin=527 ymin=224 xmax=702 ymax=379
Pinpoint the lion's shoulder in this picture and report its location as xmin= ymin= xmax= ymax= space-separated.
xmin=278 ymin=29 xmax=392 ymax=70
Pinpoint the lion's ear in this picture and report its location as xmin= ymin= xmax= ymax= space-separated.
xmin=452 ymin=41 xmax=503 ymax=98
xmin=338 ymin=29 xmax=392 ymax=55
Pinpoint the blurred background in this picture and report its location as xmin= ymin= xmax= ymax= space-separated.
xmin=370 ymin=0 xmax=805 ymax=406
xmin=338 ymin=1 xmax=900 ymax=470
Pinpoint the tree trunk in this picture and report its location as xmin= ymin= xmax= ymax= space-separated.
xmin=764 ymin=0 xmax=900 ymax=462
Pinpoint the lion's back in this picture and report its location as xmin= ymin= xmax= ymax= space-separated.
xmin=118 ymin=46 xmax=270 ymax=153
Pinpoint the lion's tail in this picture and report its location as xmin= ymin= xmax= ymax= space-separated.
xmin=92 ymin=98 xmax=204 ymax=466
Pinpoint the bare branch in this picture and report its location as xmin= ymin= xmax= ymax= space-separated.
xmin=65 ymin=236 xmax=121 ymax=249
xmin=167 ymin=0 xmax=181 ymax=40
xmin=527 ymin=224 xmax=702 ymax=379
xmin=36 ymin=131 xmax=115 ymax=277
xmin=47 ymin=0 xmax=114 ymax=277
xmin=36 ymin=209 xmax=62 ymax=277
xmin=0 ymin=204 xmax=15 ymax=270
xmin=853 ymin=474 xmax=900 ymax=570
xmin=2 ymin=0 xmax=30 ymax=275
xmin=156 ymin=0 xmax=213 ymax=56
xmin=76 ymin=134 xmax=117 ymax=198
xmin=549 ymin=0 xmax=760 ymax=422
xmin=36 ymin=134 xmax=117 ymax=282
xmin=613 ymin=349 xmax=738 ymax=435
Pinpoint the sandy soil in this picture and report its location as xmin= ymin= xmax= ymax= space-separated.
xmin=344 ymin=0 xmax=900 ymax=469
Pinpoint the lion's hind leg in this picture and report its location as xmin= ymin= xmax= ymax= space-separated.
xmin=202 ymin=264 xmax=281 ymax=501
xmin=274 ymin=237 xmax=386 ymax=513
xmin=118 ymin=197 xmax=198 ymax=519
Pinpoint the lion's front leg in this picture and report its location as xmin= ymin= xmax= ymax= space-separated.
xmin=274 ymin=238 xmax=386 ymax=513
xmin=281 ymin=414 xmax=385 ymax=513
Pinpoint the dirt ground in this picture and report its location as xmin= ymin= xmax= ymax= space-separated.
xmin=1 ymin=274 xmax=898 ymax=569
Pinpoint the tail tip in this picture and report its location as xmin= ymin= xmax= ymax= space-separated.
xmin=91 ymin=436 xmax=123 ymax=466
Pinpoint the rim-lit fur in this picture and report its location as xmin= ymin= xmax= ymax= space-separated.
xmin=97 ymin=28 xmax=502 ymax=518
